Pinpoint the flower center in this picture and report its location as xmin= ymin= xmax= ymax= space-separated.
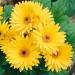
xmin=24 ymin=16 xmax=31 ymax=25
xmin=20 ymin=49 xmax=29 ymax=57
xmin=23 ymin=32 xmax=28 ymax=37
xmin=0 ymin=32 xmax=2 ymax=36
xmin=43 ymin=34 xmax=50 ymax=43
xmin=22 ymin=50 xmax=26 ymax=55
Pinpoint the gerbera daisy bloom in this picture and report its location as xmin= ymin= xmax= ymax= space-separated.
xmin=10 ymin=1 xmax=54 ymax=33
xmin=0 ymin=6 xmax=3 ymax=20
xmin=43 ymin=43 xmax=73 ymax=72
xmin=2 ymin=36 xmax=41 ymax=72
xmin=32 ymin=24 xmax=66 ymax=53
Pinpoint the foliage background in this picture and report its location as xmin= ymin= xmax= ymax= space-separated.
xmin=0 ymin=0 xmax=75 ymax=75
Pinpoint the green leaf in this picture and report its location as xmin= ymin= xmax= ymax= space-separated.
xmin=52 ymin=0 xmax=75 ymax=17
xmin=32 ymin=0 xmax=51 ymax=9
xmin=64 ymin=0 xmax=75 ymax=16
xmin=30 ymin=67 xmax=68 ymax=75
xmin=1 ymin=59 xmax=8 ymax=66
xmin=3 ymin=5 xmax=12 ymax=21
xmin=57 ymin=70 xmax=68 ymax=75
xmin=51 ymin=0 xmax=68 ymax=23
xmin=30 ymin=69 xmax=51 ymax=75
xmin=0 ymin=67 xmax=5 ymax=75
xmin=47 ymin=70 xmax=68 ymax=75
xmin=30 ymin=70 xmax=36 ymax=75
xmin=0 ymin=50 xmax=7 ymax=66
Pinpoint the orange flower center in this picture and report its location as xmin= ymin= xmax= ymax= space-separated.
xmin=24 ymin=16 xmax=31 ymax=25
xmin=23 ymin=32 xmax=28 ymax=37
xmin=20 ymin=49 xmax=29 ymax=57
xmin=43 ymin=34 xmax=50 ymax=43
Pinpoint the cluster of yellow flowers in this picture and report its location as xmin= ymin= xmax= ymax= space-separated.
xmin=0 ymin=1 xmax=74 ymax=72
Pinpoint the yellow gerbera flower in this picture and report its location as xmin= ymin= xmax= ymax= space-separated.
xmin=32 ymin=24 xmax=66 ymax=53
xmin=0 ymin=22 xmax=9 ymax=41
xmin=0 ymin=6 xmax=3 ymax=20
xmin=0 ymin=27 xmax=20 ymax=47
xmin=10 ymin=1 xmax=54 ymax=33
xmin=2 ymin=36 xmax=41 ymax=72
xmin=43 ymin=43 xmax=73 ymax=72
xmin=0 ymin=22 xmax=19 ymax=47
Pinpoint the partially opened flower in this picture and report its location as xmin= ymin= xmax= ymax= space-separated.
xmin=32 ymin=24 xmax=66 ymax=54
xmin=43 ymin=43 xmax=73 ymax=72
xmin=2 ymin=36 xmax=41 ymax=72
xmin=10 ymin=1 xmax=54 ymax=33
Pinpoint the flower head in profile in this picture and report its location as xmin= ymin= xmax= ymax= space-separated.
xmin=32 ymin=24 xmax=66 ymax=54
xmin=0 ymin=23 xmax=19 ymax=47
xmin=0 ymin=22 xmax=9 ymax=41
xmin=43 ymin=43 xmax=73 ymax=72
xmin=2 ymin=36 xmax=41 ymax=72
xmin=10 ymin=1 xmax=54 ymax=33
xmin=0 ymin=6 xmax=3 ymax=20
